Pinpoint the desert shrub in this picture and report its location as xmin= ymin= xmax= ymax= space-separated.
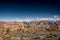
xmin=3 ymin=34 xmax=11 ymax=40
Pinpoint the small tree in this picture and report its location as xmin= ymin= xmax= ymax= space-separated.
xmin=5 ymin=28 xmax=10 ymax=34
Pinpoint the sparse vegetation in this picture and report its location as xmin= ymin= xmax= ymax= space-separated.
xmin=0 ymin=20 xmax=60 ymax=40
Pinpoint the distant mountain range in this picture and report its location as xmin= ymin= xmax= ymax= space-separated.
xmin=0 ymin=15 xmax=60 ymax=22
xmin=0 ymin=15 xmax=60 ymax=31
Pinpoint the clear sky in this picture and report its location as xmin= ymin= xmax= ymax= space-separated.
xmin=0 ymin=0 xmax=60 ymax=20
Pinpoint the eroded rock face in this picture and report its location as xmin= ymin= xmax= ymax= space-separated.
xmin=0 ymin=20 xmax=59 ymax=31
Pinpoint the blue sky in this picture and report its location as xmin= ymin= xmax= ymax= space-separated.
xmin=0 ymin=0 xmax=60 ymax=20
